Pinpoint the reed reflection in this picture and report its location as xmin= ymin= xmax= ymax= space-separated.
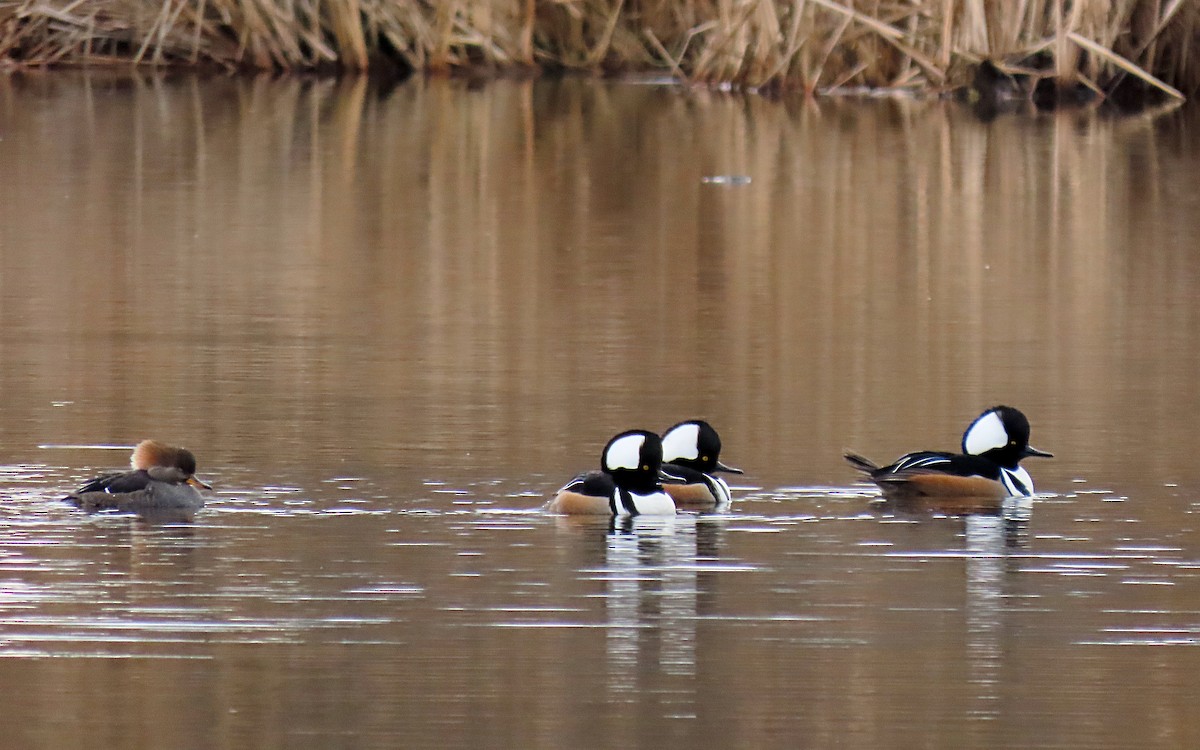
xmin=1 ymin=74 xmax=1197 ymax=490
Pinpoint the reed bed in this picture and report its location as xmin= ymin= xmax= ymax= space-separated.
xmin=1 ymin=0 xmax=1197 ymax=100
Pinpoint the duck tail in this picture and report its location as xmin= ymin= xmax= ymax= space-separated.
xmin=843 ymin=452 xmax=879 ymax=475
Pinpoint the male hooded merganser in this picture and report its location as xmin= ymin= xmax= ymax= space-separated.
xmin=845 ymin=405 xmax=1052 ymax=503
xmin=66 ymin=440 xmax=212 ymax=514
xmin=659 ymin=420 xmax=742 ymax=509
xmin=546 ymin=429 xmax=677 ymax=516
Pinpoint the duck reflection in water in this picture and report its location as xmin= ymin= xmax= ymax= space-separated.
xmin=963 ymin=513 xmax=1029 ymax=717
xmin=600 ymin=514 xmax=726 ymax=698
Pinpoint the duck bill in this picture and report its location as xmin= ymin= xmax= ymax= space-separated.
xmin=1023 ymin=445 xmax=1053 ymax=459
xmin=187 ymin=475 xmax=213 ymax=490
xmin=715 ymin=460 xmax=744 ymax=474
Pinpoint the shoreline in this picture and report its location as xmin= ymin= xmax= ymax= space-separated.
xmin=0 ymin=62 xmax=1188 ymax=120
xmin=1 ymin=0 xmax=1194 ymax=108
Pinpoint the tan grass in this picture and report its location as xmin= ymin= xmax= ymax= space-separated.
xmin=0 ymin=0 xmax=1196 ymax=99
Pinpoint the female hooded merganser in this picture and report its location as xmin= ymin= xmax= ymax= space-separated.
xmin=659 ymin=420 xmax=742 ymax=509
xmin=546 ymin=429 xmax=677 ymax=516
xmin=845 ymin=405 xmax=1052 ymax=502
xmin=66 ymin=440 xmax=212 ymax=514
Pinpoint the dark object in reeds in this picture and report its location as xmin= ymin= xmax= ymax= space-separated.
xmin=0 ymin=0 xmax=1195 ymax=103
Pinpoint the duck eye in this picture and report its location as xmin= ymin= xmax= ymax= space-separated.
xmin=701 ymin=455 xmax=709 ymax=462
xmin=642 ymin=464 xmax=649 ymax=472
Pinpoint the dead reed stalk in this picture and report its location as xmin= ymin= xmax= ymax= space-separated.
xmin=0 ymin=0 xmax=1195 ymax=100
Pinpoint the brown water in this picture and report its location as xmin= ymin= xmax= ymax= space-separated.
xmin=1 ymin=72 xmax=1200 ymax=748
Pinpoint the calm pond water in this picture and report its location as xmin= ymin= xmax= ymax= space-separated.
xmin=1 ymin=72 xmax=1200 ymax=748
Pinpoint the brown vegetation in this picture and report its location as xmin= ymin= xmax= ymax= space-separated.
xmin=0 ymin=0 xmax=1196 ymax=101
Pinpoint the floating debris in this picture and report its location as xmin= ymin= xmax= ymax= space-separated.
xmin=702 ymin=175 xmax=752 ymax=186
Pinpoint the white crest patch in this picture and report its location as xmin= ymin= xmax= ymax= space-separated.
xmin=606 ymin=433 xmax=646 ymax=471
xmin=661 ymin=423 xmax=701 ymax=463
xmin=963 ymin=410 xmax=1008 ymax=455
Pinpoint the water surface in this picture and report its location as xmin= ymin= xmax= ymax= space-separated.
xmin=1 ymin=73 xmax=1199 ymax=748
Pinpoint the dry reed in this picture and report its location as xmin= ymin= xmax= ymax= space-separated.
xmin=0 ymin=0 xmax=1196 ymax=100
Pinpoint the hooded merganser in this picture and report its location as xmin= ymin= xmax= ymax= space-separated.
xmin=845 ymin=405 xmax=1053 ymax=503
xmin=66 ymin=440 xmax=212 ymax=515
xmin=659 ymin=420 xmax=742 ymax=509
xmin=546 ymin=429 xmax=677 ymax=516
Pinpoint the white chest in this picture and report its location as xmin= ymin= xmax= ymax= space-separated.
xmin=613 ymin=489 xmax=677 ymax=516
xmin=1000 ymin=466 xmax=1035 ymax=497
